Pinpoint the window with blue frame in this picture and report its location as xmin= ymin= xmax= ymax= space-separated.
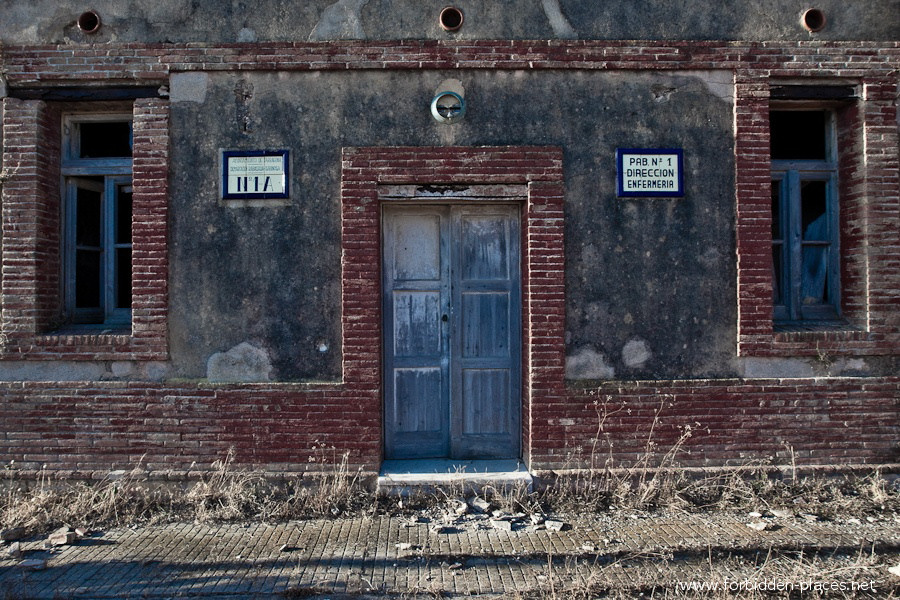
xmin=770 ymin=109 xmax=840 ymax=324
xmin=62 ymin=114 xmax=133 ymax=328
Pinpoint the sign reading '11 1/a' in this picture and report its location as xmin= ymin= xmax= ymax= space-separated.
xmin=616 ymin=149 xmax=684 ymax=198
xmin=222 ymin=150 xmax=289 ymax=200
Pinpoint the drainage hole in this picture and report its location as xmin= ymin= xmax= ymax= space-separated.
xmin=440 ymin=7 xmax=464 ymax=32
xmin=77 ymin=10 xmax=102 ymax=34
xmin=801 ymin=8 xmax=826 ymax=32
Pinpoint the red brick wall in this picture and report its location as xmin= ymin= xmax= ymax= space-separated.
xmin=1 ymin=39 xmax=898 ymax=476
xmin=536 ymin=378 xmax=900 ymax=471
xmin=1 ymin=98 xmax=169 ymax=360
xmin=1 ymin=99 xmax=61 ymax=341
xmin=0 ymin=377 xmax=896 ymax=477
xmin=340 ymin=146 xmax=567 ymax=470
xmin=1 ymin=41 xmax=898 ymax=83
xmin=735 ymin=72 xmax=899 ymax=357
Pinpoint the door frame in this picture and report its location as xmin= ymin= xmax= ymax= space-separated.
xmin=339 ymin=147 xmax=566 ymax=469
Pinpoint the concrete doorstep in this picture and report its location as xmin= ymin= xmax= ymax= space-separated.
xmin=1 ymin=510 xmax=899 ymax=599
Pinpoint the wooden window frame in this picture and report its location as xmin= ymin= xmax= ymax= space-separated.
xmin=770 ymin=107 xmax=841 ymax=325
xmin=60 ymin=113 xmax=134 ymax=330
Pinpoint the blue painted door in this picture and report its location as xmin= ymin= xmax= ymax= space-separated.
xmin=383 ymin=205 xmax=521 ymax=460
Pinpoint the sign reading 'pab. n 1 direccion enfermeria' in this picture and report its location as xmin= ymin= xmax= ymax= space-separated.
xmin=616 ymin=148 xmax=684 ymax=198
xmin=222 ymin=150 xmax=289 ymax=200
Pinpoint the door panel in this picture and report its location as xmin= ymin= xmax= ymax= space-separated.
xmin=383 ymin=207 xmax=450 ymax=459
xmin=393 ymin=368 xmax=443 ymax=434
xmin=393 ymin=291 xmax=442 ymax=357
xmin=461 ymin=292 xmax=510 ymax=358
xmin=383 ymin=204 xmax=520 ymax=460
xmin=460 ymin=215 xmax=509 ymax=280
xmin=461 ymin=369 xmax=510 ymax=435
xmin=391 ymin=214 xmax=442 ymax=281
xmin=451 ymin=207 xmax=521 ymax=459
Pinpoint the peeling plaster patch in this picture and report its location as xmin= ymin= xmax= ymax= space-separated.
xmin=309 ymin=0 xmax=369 ymax=41
xmin=565 ymin=347 xmax=615 ymax=380
xmin=110 ymin=362 xmax=133 ymax=378
xmin=541 ymin=0 xmax=577 ymax=38
xmin=142 ymin=362 xmax=170 ymax=381
xmin=207 ymin=342 xmax=273 ymax=383
xmin=237 ymin=27 xmax=257 ymax=42
xmin=622 ymin=339 xmax=651 ymax=369
xmin=169 ymin=72 xmax=209 ymax=104
xmin=740 ymin=357 xmax=817 ymax=378
xmin=0 ymin=362 xmax=107 ymax=381
xmin=672 ymin=70 xmax=734 ymax=102
xmin=832 ymin=358 xmax=869 ymax=376
xmin=652 ymin=85 xmax=677 ymax=102
xmin=741 ymin=357 xmax=872 ymax=378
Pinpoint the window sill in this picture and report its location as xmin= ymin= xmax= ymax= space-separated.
xmin=772 ymin=321 xmax=872 ymax=345
xmin=1 ymin=329 xmax=166 ymax=362
xmin=773 ymin=320 xmax=858 ymax=334
xmin=49 ymin=324 xmax=131 ymax=336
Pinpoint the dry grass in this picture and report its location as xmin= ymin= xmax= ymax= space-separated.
xmin=1 ymin=447 xmax=370 ymax=536
xmin=2 ymin=415 xmax=898 ymax=537
xmin=505 ymin=546 xmax=900 ymax=599
xmin=515 ymin=397 xmax=900 ymax=520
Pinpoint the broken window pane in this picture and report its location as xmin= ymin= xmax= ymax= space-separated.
xmin=116 ymin=248 xmax=132 ymax=309
xmin=75 ymin=249 xmax=101 ymax=308
xmin=770 ymin=111 xmax=827 ymax=160
xmin=116 ymin=185 xmax=133 ymax=245
xmin=801 ymin=245 xmax=829 ymax=305
xmin=75 ymin=184 xmax=102 ymax=248
xmin=77 ymin=121 xmax=133 ymax=158
xmin=801 ymin=180 xmax=828 ymax=241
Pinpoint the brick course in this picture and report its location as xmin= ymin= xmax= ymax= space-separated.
xmin=0 ymin=377 xmax=896 ymax=476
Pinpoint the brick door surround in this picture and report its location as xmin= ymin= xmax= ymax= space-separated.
xmin=340 ymin=146 xmax=566 ymax=467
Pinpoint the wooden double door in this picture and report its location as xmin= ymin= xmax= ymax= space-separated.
xmin=383 ymin=204 xmax=522 ymax=460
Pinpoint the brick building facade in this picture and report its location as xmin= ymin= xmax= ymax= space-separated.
xmin=1 ymin=2 xmax=897 ymax=481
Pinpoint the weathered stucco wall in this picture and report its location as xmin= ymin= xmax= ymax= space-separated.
xmin=165 ymin=69 xmax=736 ymax=381
xmin=1 ymin=0 xmax=897 ymax=44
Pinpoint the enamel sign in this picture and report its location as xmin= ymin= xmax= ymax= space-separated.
xmin=222 ymin=150 xmax=289 ymax=200
xmin=617 ymin=149 xmax=684 ymax=198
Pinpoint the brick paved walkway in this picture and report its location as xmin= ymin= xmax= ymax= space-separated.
xmin=2 ymin=511 xmax=899 ymax=598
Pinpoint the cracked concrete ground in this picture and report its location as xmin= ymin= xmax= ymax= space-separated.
xmin=2 ymin=511 xmax=899 ymax=598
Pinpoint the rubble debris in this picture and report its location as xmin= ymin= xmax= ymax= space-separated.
xmin=1 ymin=527 xmax=26 ymax=543
xmin=799 ymin=513 xmax=820 ymax=522
xmin=490 ymin=519 xmax=513 ymax=532
xmin=6 ymin=542 xmax=23 ymax=559
xmin=466 ymin=496 xmax=490 ymax=513
xmin=545 ymin=520 xmax=566 ymax=532
xmin=48 ymin=531 xmax=78 ymax=546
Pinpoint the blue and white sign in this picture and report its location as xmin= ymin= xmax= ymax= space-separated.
xmin=616 ymin=149 xmax=684 ymax=198
xmin=222 ymin=150 xmax=289 ymax=200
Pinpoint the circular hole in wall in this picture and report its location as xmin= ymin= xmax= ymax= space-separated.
xmin=801 ymin=8 xmax=826 ymax=32
xmin=439 ymin=7 xmax=464 ymax=32
xmin=77 ymin=10 xmax=102 ymax=34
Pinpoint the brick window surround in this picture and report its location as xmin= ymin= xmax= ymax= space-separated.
xmin=340 ymin=146 xmax=566 ymax=466
xmin=735 ymin=77 xmax=900 ymax=357
xmin=1 ymin=97 xmax=169 ymax=360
